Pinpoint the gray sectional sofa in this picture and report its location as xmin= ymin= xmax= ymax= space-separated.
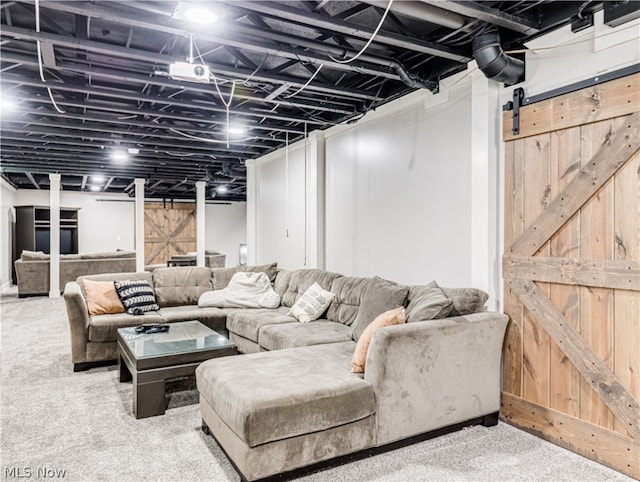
xmin=63 ymin=264 xmax=508 ymax=480
xmin=15 ymin=249 xmax=136 ymax=297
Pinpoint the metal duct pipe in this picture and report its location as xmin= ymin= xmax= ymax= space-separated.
xmin=472 ymin=32 xmax=524 ymax=86
xmin=361 ymin=0 xmax=466 ymax=30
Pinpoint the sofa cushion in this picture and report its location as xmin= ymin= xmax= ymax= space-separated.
xmin=152 ymin=266 xmax=212 ymax=307
xmin=326 ymin=276 xmax=372 ymax=326
xmin=443 ymin=287 xmax=489 ymax=316
xmin=226 ymin=307 xmax=295 ymax=342
xmin=406 ymin=281 xmax=453 ymax=322
xmin=287 ymin=282 xmax=335 ymax=323
xmin=212 ymin=263 xmax=278 ymax=290
xmin=350 ymin=277 xmax=409 ymax=341
xmin=20 ymin=250 xmax=48 ymax=260
xmin=280 ymin=269 xmax=342 ymax=308
xmin=259 ymin=321 xmax=352 ymax=351
xmin=157 ymin=305 xmax=242 ymax=331
xmin=80 ymin=250 xmax=136 ymax=259
xmin=273 ymin=269 xmax=291 ymax=299
xmin=60 ymin=254 xmax=82 ymax=260
xmin=89 ymin=312 xmax=165 ymax=342
xmin=115 ymin=279 xmax=160 ymax=315
xmin=196 ymin=341 xmax=373 ymax=448
xmin=84 ymin=279 xmax=124 ymax=316
xmin=352 ymin=307 xmax=406 ymax=373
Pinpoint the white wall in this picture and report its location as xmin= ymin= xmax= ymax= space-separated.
xmin=2 ymin=188 xmax=246 ymax=279
xmin=205 ymin=202 xmax=247 ymax=267
xmin=254 ymin=142 xmax=307 ymax=270
xmin=13 ymin=190 xmax=136 ymax=252
xmin=325 ymin=82 xmax=473 ymax=286
xmin=1 ymin=180 xmax=17 ymax=290
xmin=249 ymin=72 xmax=481 ymax=287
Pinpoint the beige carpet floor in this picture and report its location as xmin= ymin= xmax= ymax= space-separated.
xmin=0 ymin=288 xmax=633 ymax=482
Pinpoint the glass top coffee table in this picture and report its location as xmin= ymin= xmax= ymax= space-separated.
xmin=117 ymin=320 xmax=236 ymax=419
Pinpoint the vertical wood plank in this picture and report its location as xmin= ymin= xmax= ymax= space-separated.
xmin=613 ymin=148 xmax=640 ymax=436
xmin=580 ymin=120 xmax=616 ymax=429
xmin=522 ymin=133 xmax=551 ymax=406
xmin=549 ymin=126 xmax=581 ymax=417
xmin=503 ymin=139 xmax=524 ymax=396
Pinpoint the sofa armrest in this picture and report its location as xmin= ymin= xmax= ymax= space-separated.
xmin=14 ymin=259 xmax=50 ymax=296
xmin=364 ymin=312 xmax=508 ymax=446
xmin=63 ymin=281 xmax=90 ymax=364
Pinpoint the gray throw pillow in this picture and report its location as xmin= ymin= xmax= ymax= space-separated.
xmin=442 ymin=287 xmax=489 ymax=316
xmin=405 ymin=281 xmax=453 ymax=322
xmin=350 ymin=277 xmax=409 ymax=341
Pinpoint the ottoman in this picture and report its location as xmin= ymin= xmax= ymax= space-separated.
xmin=195 ymin=341 xmax=376 ymax=481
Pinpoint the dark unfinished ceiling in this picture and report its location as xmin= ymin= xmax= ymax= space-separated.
xmin=0 ymin=1 xmax=598 ymax=201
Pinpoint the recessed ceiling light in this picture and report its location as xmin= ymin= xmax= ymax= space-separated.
xmin=90 ymin=185 xmax=101 ymax=191
xmin=183 ymin=6 xmax=218 ymax=24
xmin=227 ymin=126 xmax=246 ymax=135
xmin=111 ymin=150 xmax=128 ymax=163
xmin=127 ymin=147 xmax=139 ymax=155
xmin=0 ymin=99 xmax=16 ymax=112
xmin=92 ymin=175 xmax=105 ymax=183
xmin=216 ymin=185 xmax=228 ymax=193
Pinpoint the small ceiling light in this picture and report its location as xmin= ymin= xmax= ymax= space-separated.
xmin=127 ymin=147 xmax=140 ymax=155
xmin=90 ymin=185 xmax=101 ymax=191
xmin=111 ymin=150 xmax=128 ymax=163
xmin=92 ymin=175 xmax=105 ymax=183
xmin=183 ymin=6 xmax=218 ymax=24
xmin=0 ymin=95 xmax=17 ymax=114
xmin=216 ymin=185 xmax=228 ymax=193
xmin=227 ymin=125 xmax=246 ymax=135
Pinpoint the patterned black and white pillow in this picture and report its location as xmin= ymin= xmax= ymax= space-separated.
xmin=114 ymin=280 xmax=160 ymax=315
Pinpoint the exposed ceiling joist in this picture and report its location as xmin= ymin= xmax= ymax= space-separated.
xmin=0 ymin=1 xmax=586 ymax=200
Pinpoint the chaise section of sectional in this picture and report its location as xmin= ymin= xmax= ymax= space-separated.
xmin=196 ymin=303 xmax=508 ymax=480
xmin=196 ymin=341 xmax=375 ymax=482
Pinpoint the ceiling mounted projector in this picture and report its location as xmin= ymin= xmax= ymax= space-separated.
xmin=169 ymin=62 xmax=210 ymax=83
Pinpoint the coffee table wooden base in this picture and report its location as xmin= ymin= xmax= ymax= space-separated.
xmin=118 ymin=340 xmax=235 ymax=419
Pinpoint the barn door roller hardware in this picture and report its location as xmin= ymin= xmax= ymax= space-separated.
xmin=502 ymin=88 xmax=525 ymax=135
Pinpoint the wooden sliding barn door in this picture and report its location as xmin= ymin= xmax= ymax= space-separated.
xmin=144 ymin=203 xmax=196 ymax=265
xmin=502 ymin=73 xmax=639 ymax=479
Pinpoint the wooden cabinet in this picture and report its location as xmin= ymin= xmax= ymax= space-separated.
xmin=13 ymin=205 xmax=79 ymax=282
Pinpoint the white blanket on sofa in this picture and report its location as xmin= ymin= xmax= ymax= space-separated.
xmin=198 ymin=271 xmax=281 ymax=309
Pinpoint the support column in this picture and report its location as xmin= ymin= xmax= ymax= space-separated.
xmin=470 ymin=68 xmax=501 ymax=311
xmin=305 ymin=131 xmax=325 ymax=269
xmin=245 ymin=159 xmax=257 ymax=265
xmin=196 ymin=181 xmax=206 ymax=267
xmin=134 ymin=179 xmax=145 ymax=272
xmin=49 ymin=174 xmax=61 ymax=298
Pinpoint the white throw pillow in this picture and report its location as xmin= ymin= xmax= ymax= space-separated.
xmin=198 ymin=272 xmax=280 ymax=308
xmin=287 ymin=282 xmax=335 ymax=323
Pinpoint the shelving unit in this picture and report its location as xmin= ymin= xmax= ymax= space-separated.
xmin=13 ymin=205 xmax=79 ymax=282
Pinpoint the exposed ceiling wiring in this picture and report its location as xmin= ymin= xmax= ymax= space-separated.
xmin=34 ymin=0 xmax=65 ymax=113
xmin=329 ymin=0 xmax=394 ymax=64
xmin=284 ymin=64 xmax=324 ymax=98
xmin=169 ymin=127 xmax=255 ymax=144
xmin=194 ymin=38 xmax=237 ymax=148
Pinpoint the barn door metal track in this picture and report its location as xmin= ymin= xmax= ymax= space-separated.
xmin=502 ymin=63 xmax=640 ymax=136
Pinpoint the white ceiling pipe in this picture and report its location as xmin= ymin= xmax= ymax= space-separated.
xmin=361 ymin=0 xmax=467 ymax=30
